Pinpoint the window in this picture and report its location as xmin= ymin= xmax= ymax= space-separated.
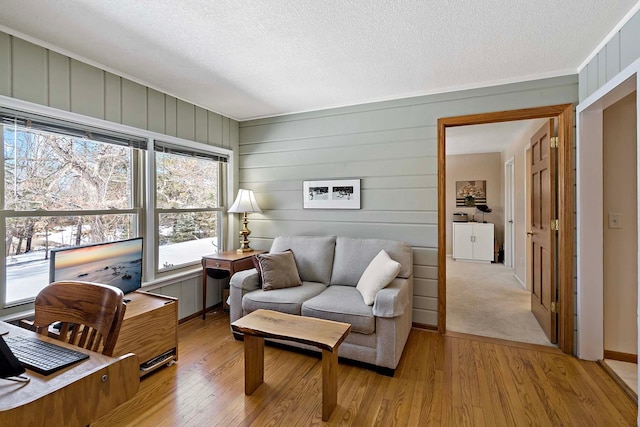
xmin=0 ymin=105 xmax=230 ymax=309
xmin=154 ymin=142 xmax=226 ymax=272
xmin=2 ymin=118 xmax=142 ymax=305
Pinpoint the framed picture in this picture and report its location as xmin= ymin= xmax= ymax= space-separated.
xmin=456 ymin=180 xmax=487 ymax=207
xmin=303 ymin=179 xmax=361 ymax=209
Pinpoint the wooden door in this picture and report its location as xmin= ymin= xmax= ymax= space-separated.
xmin=530 ymin=120 xmax=557 ymax=343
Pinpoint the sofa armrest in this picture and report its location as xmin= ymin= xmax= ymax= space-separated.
xmin=230 ymin=268 xmax=260 ymax=291
xmin=372 ymin=277 xmax=411 ymax=318
xmin=229 ymin=269 xmax=260 ymax=324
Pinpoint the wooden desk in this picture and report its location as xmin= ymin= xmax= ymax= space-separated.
xmin=112 ymin=291 xmax=178 ymax=377
xmin=0 ymin=322 xmax=139 ymax=426
xmin=231 ymin=309 xmax=351 ymax=421
xmin=201 ymin=250 xmax=265 ymax=319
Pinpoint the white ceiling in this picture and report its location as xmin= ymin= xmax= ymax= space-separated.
xmin=0 ymin=1 xmax=637 ymax=121
xmin=446 ymin=119 xmax=549 ymax=155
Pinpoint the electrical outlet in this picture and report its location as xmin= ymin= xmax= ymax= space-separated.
xmin=608 ymin=213 xmax=622 ymax=229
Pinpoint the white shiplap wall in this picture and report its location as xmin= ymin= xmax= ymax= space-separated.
xmin=239 ymin=76 xmax=578 ymax=327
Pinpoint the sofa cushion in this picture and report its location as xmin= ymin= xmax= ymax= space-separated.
xmin=302 ymin=285 xmax=375 ymax=334
xmin=270 ymin=236 xmax=336 ymax=284
xmin=253 ymin=249 xmax=294 ymax=287
xmin=356 ymin=250 xmax=401 ymax=305
xmin=242 ymin=282 xmax=327 ymax=315
xmin=256 ymin=251 xmax=302 ymax=291
xmin=331 ymin=237 xmax=413 ymax=286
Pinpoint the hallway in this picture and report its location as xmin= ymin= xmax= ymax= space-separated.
xmin=446 ymin=257 xmax=553 ymax=346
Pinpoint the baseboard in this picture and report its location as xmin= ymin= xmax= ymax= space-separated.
xmin=604 ymin=350 xmax=638 ymax=363
xmin=598 ymin=360 xmax=638 ymax=404
xmin=180 ymin=302 xmax=223 ymax=324
xmin=514 ymin=273 xmax=526 ymax=289
xmin=412 ymin=322 xmax=437 ymax=331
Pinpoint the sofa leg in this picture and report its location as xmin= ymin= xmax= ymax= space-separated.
xmin=377 ymin=367 xmax=395 ymax=377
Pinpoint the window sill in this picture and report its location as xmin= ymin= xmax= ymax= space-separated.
xmin=141 ymin=267 xmax=203 ymax=292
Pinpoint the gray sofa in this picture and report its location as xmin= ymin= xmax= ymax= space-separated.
xmin=229 ymin=235 xmax=413 ymax=375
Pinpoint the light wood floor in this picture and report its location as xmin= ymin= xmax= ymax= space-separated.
xmin=94 ymin=310 xmax=637 ymax=426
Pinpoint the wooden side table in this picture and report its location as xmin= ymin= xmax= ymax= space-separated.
xmin=201 ymin=250 xmax=265 ymax=319
xmin=231 ymin=309 xmax=351 ymax=421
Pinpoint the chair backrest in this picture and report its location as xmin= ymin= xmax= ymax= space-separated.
xmin=33 ymin=281 xmax=126 ymax=356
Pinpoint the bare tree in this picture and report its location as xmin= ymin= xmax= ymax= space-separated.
xmin=4 ymin=129 xmax=133 ymax=255
xmin=156 ymin=153 xmax=219 ymax=243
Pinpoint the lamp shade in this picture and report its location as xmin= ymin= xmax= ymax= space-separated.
xmin=228 ymin=189 xmax=262 ymax=213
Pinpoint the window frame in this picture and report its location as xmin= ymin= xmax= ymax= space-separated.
xmin=0 ymin=95 xmax=234 ymax=315
xmin=149 ymin=140 xmax=229 ymax=277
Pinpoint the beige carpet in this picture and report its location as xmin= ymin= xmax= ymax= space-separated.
xmin=446 ymin=257 xmax=554 ymax=347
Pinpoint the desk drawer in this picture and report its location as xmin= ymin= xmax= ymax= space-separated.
xmin=233 ymin=257 xmax=256 ymax=271
xmin=205 ymin=259 xmax=231 ymax=270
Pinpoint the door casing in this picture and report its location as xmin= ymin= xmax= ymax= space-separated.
xmin=437 ymin=104 xmax=575 ymax=354
xmin=504 ymin=157 xmax=515 ymax=269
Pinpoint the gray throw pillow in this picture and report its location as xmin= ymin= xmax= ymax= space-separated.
xmin=257 ymin=251 xmax=302 ymax=291
xmin=252 ymin=248 xmax=293 ymax=287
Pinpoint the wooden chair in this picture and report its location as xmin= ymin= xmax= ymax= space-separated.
xmin=33 ymin=281 xmax=127 ymax=356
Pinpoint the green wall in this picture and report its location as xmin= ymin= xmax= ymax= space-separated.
xmin=0 ymin=29 xmax=584 ymax=327
xmin=579 ymin=8 xmax=640 ymax=101
xmin=239 ymin=75 xmax=578 ymax=326
xmin=0 ymin=33 xmax=237 ymax=148
xmin=0 ymin=31 xmax=239 ymax=320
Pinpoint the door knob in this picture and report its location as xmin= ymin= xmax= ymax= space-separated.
xmin=526 ymin=230 xmax=534 ymax=236
xmin=508 ymin=220 xmax=514 ymax=224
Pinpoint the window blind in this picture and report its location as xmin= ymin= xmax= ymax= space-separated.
xmin=0 ymin=107 xmax=148 ymax=150
xmin=154 ymin=141 xmax=228 ymax=163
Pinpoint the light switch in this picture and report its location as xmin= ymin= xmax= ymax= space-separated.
xmin=608 ymin=213 xmax=622 ymax=229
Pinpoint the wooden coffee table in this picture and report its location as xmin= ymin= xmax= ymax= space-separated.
xmin=231 ymin=309 xmax=351 ymax=421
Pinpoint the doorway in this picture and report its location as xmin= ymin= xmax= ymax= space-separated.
xmin=577 ymin=72 xmax=638 ymax=398
xmin=576 ymin=73 xmax=638 ymax=362
xmin=602 ymin=91 xmax=638 ymax=397
xmin=437 ymin=104 xmax=575 ymax=354
xmin=445 ymin=120 xmax=551 ymax=346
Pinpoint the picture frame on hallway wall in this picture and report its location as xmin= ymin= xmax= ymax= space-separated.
xmin=303 ymin=179 xmax=361 ymax=209
xmin=455 ymin=180 xmax=486 ymax=207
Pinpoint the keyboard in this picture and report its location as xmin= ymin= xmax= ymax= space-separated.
xmin=4 ymin=335 xmax=90 ymax=375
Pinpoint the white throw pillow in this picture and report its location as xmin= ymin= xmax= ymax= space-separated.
xmin=356 ymin=250 xmax=401 ymax=305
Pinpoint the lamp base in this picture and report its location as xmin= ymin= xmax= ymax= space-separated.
xmin=236 ymin=213 xmax=253 ymax=254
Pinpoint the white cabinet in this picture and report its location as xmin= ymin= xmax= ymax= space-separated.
xmin=453 ymin=222 xmax=494 ymax=262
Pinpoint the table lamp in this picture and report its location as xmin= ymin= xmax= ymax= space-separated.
xmin=228 ymin=189 xmax=262 ymax=253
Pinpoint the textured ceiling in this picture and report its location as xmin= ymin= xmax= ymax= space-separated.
xmin=0 ymin=0 xmax=637 ymax=120
xmin=446 ymin=119 xmax=548 ymax=155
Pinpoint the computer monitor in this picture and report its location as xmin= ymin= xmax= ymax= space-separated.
xmin=49 ymin=237 xmax=143 ymax=295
